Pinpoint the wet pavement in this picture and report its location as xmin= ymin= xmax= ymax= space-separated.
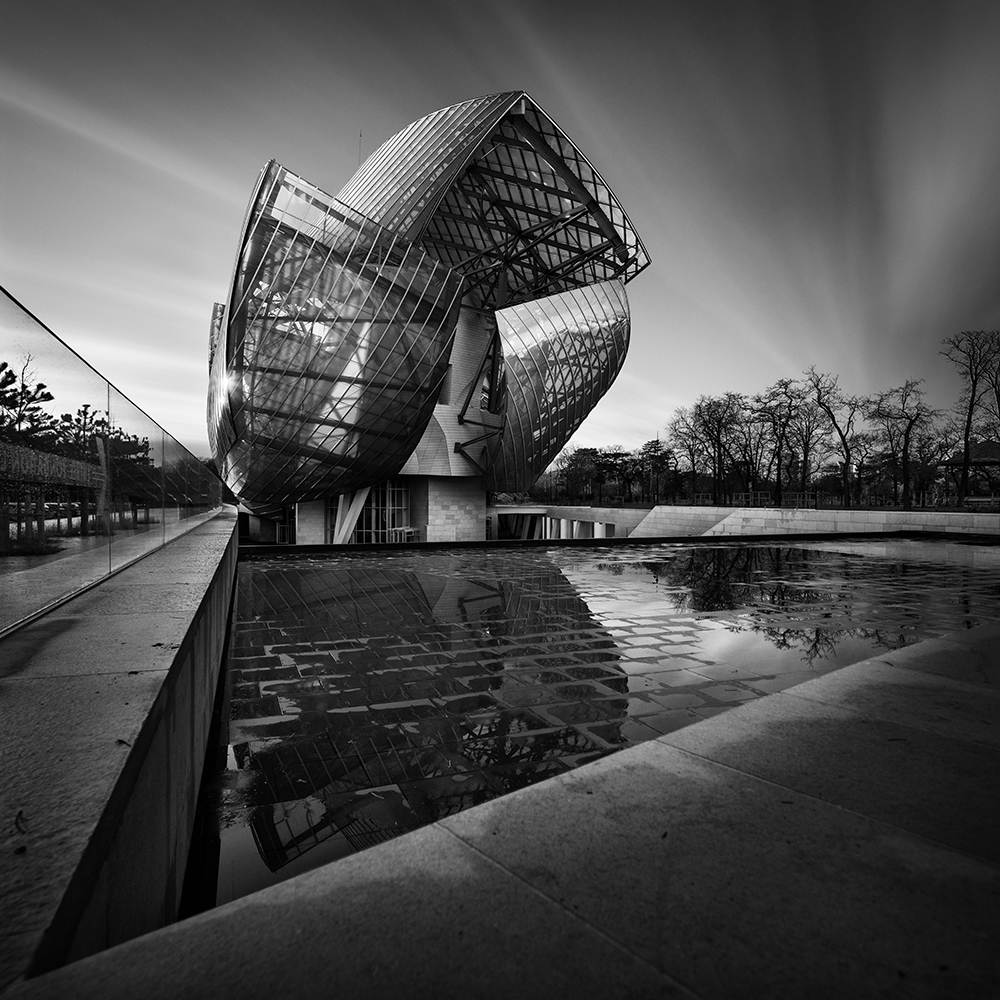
xmin=193 ymin=539 xmax=1000 ymax=906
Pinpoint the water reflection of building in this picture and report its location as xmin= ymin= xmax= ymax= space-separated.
xmin=220 ymin=553 xmax=624 ymax=876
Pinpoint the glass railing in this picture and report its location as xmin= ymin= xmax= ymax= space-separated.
xmin=1 ymin=286 xmax=226 ymax=636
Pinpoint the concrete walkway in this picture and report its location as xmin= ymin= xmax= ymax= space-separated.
xmin=6 ymin=617 xmax=998 ymax=998
xmin=0 ymin=507 xmax=224 ymax=634
xmin=0 ymin=510 xmax=237 ymax=990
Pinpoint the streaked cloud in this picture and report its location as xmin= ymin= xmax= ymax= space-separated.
xmin=0 ymin=65 xmax=243 ymax=206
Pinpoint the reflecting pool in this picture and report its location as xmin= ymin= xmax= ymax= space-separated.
xmin=190 ymin=539 xmax=1000 ymax=907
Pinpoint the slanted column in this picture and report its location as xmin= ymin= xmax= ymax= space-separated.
xmin=594 ymin=522 xmax=606 ymax=538
xmin=560 ymin=518 xmax=571 ymax=538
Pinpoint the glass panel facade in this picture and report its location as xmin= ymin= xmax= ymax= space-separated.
xmin=348 ymin=479 xmax=416 ymax=543
xmin=487 ymin=280 xmax=630 ymax=492
xmin=336 ymin=93 xmax=514 ymax=238
xmin=0 ymin=287 xmax=224 ymax=636
xmin=210 ymin=164 xmax=464 ymax=509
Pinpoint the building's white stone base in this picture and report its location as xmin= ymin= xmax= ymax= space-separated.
xmin=294 ymin=500 xmax=328 ymax=544
xmin=408 ymin=475 xmax=485 ymax=542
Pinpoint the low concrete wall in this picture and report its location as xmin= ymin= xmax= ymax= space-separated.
xmin=630 ymin=506 xmax=734 ymax=537
xmin=0 ymin=508 xmax=238 ymax=991
xmin=632 ymin=504 xmax=1000 ymax=537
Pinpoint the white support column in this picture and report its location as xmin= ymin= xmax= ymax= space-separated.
xmin=594 ymin=522 xmax=606 ymax=538
xmin=560 ymin=518 xmax=571 ymax=539
xmin=332 ymin=487 xmax=371 ymax=544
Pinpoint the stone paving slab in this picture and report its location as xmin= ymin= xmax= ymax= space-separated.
xmin=61 ymin=582 xmax=210 ymax=615
xmin=5 ymin=825 xmax=692 ymax=1000
xmin=662 ymin=689 xmax=1000 ymax=863
xmin=870 ymin=623 xmax=1000 ymax=686
xmin=1 ymin=671 xmax=170 ymax=943
xmin=442 ymin=741 xmax=1000 ymax=999
xmin=0 ymin=613 xmax=193 ymax=679
xmin=777 ymin=659 xmax=1000 ymax=747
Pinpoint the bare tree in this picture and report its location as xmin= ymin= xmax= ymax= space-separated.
xmin=666 ymin=406 xmax=707 ymax=502
xmin=552 ymin=446 xmax=598 ymax=503
xmin=912 ymin=419 xmax=957 ymax=501
xmin=978 ymin=332 xmax=1000 ymax=438
xmin=867 ymin=380 xmax=937 ymax=510
xmin=0 ymin=355 xmax=56 ymax=446
xmin=804 ymin=368 xmax=865 ymax=507
xmin=731 ymin=407 xmax=771 ymax=495
xmin=940 ymin=331 xmax=1000 ymax=501
xmin=788 ymin=397 xmax=828 ymax=493
xmin=692 ymin=393 xmax=745 ymax=504
xmin=753 ymin=379 xmax=805 ymax=505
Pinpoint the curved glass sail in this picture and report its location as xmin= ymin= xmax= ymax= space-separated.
xmin=210 ymin=163 xmax=463 ymax=508
xmin=337 ymin=91 xmax=650 ymax=310
xmin=486 ymin=280 xmax=630 ymax=492
xmin=336 ymin=92 xmax=517 ymax=241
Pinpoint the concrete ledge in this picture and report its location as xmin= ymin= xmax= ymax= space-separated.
xmin=0 ymin=508 xmax=238 ymax=991
xmin=632 ymin=504 xmax=1000 ymax=537
xmin=8 ymin=612 xmax=998 ymax=999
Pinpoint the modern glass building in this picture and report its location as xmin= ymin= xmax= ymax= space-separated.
xmin=208 ymin=91 xmax=650 ymax=543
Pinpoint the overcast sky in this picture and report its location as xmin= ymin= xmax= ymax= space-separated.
xmin=4 ymin=0 xmax=1000 ymax=455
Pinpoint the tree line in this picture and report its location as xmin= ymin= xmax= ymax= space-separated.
xmin=536 ymin=331 xmax=1000 ymax=510
xmin=0 ymin=355 xmax=154 ymax=466
xmin=1 ymin=354 xmax=223 ymax=554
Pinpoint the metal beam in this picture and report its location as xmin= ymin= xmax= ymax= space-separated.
xmin=506 ymin=116 xmax=630 ymax=262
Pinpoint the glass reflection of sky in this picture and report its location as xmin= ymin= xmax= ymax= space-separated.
xmin=195 ymin=540 xmax=1000 ymax=908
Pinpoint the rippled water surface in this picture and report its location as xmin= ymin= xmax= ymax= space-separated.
xmin=190 ymin=539 xmax=1000 ymax=907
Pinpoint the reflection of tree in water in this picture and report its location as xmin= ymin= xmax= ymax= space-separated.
xmin=597 ymin=546 xmax=923 ymax=665
xmin=222 ymin=552 xmax=624 ymax=875
xmin=735 ymin=622 xmax=909 ymax=666
xmin=599 ymin=546 xmax=845 ymax=614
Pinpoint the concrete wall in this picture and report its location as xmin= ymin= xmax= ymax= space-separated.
xmin=294 ymin=499 xmax=327 ymax=544
xmin=0 ymin=508 xmax=238 ymax=990
xmin=631 ymin=504 xmax=1000 ymax=537
xmin=246 ymin=513 xmax=276 ymax=543
xmin=630 ymin=506 xmax=735 ymax=537
xmin=419 ymin=476 xmax=486 ymax=542
xmin=399 ymin=307 xmax=498 ymax=478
